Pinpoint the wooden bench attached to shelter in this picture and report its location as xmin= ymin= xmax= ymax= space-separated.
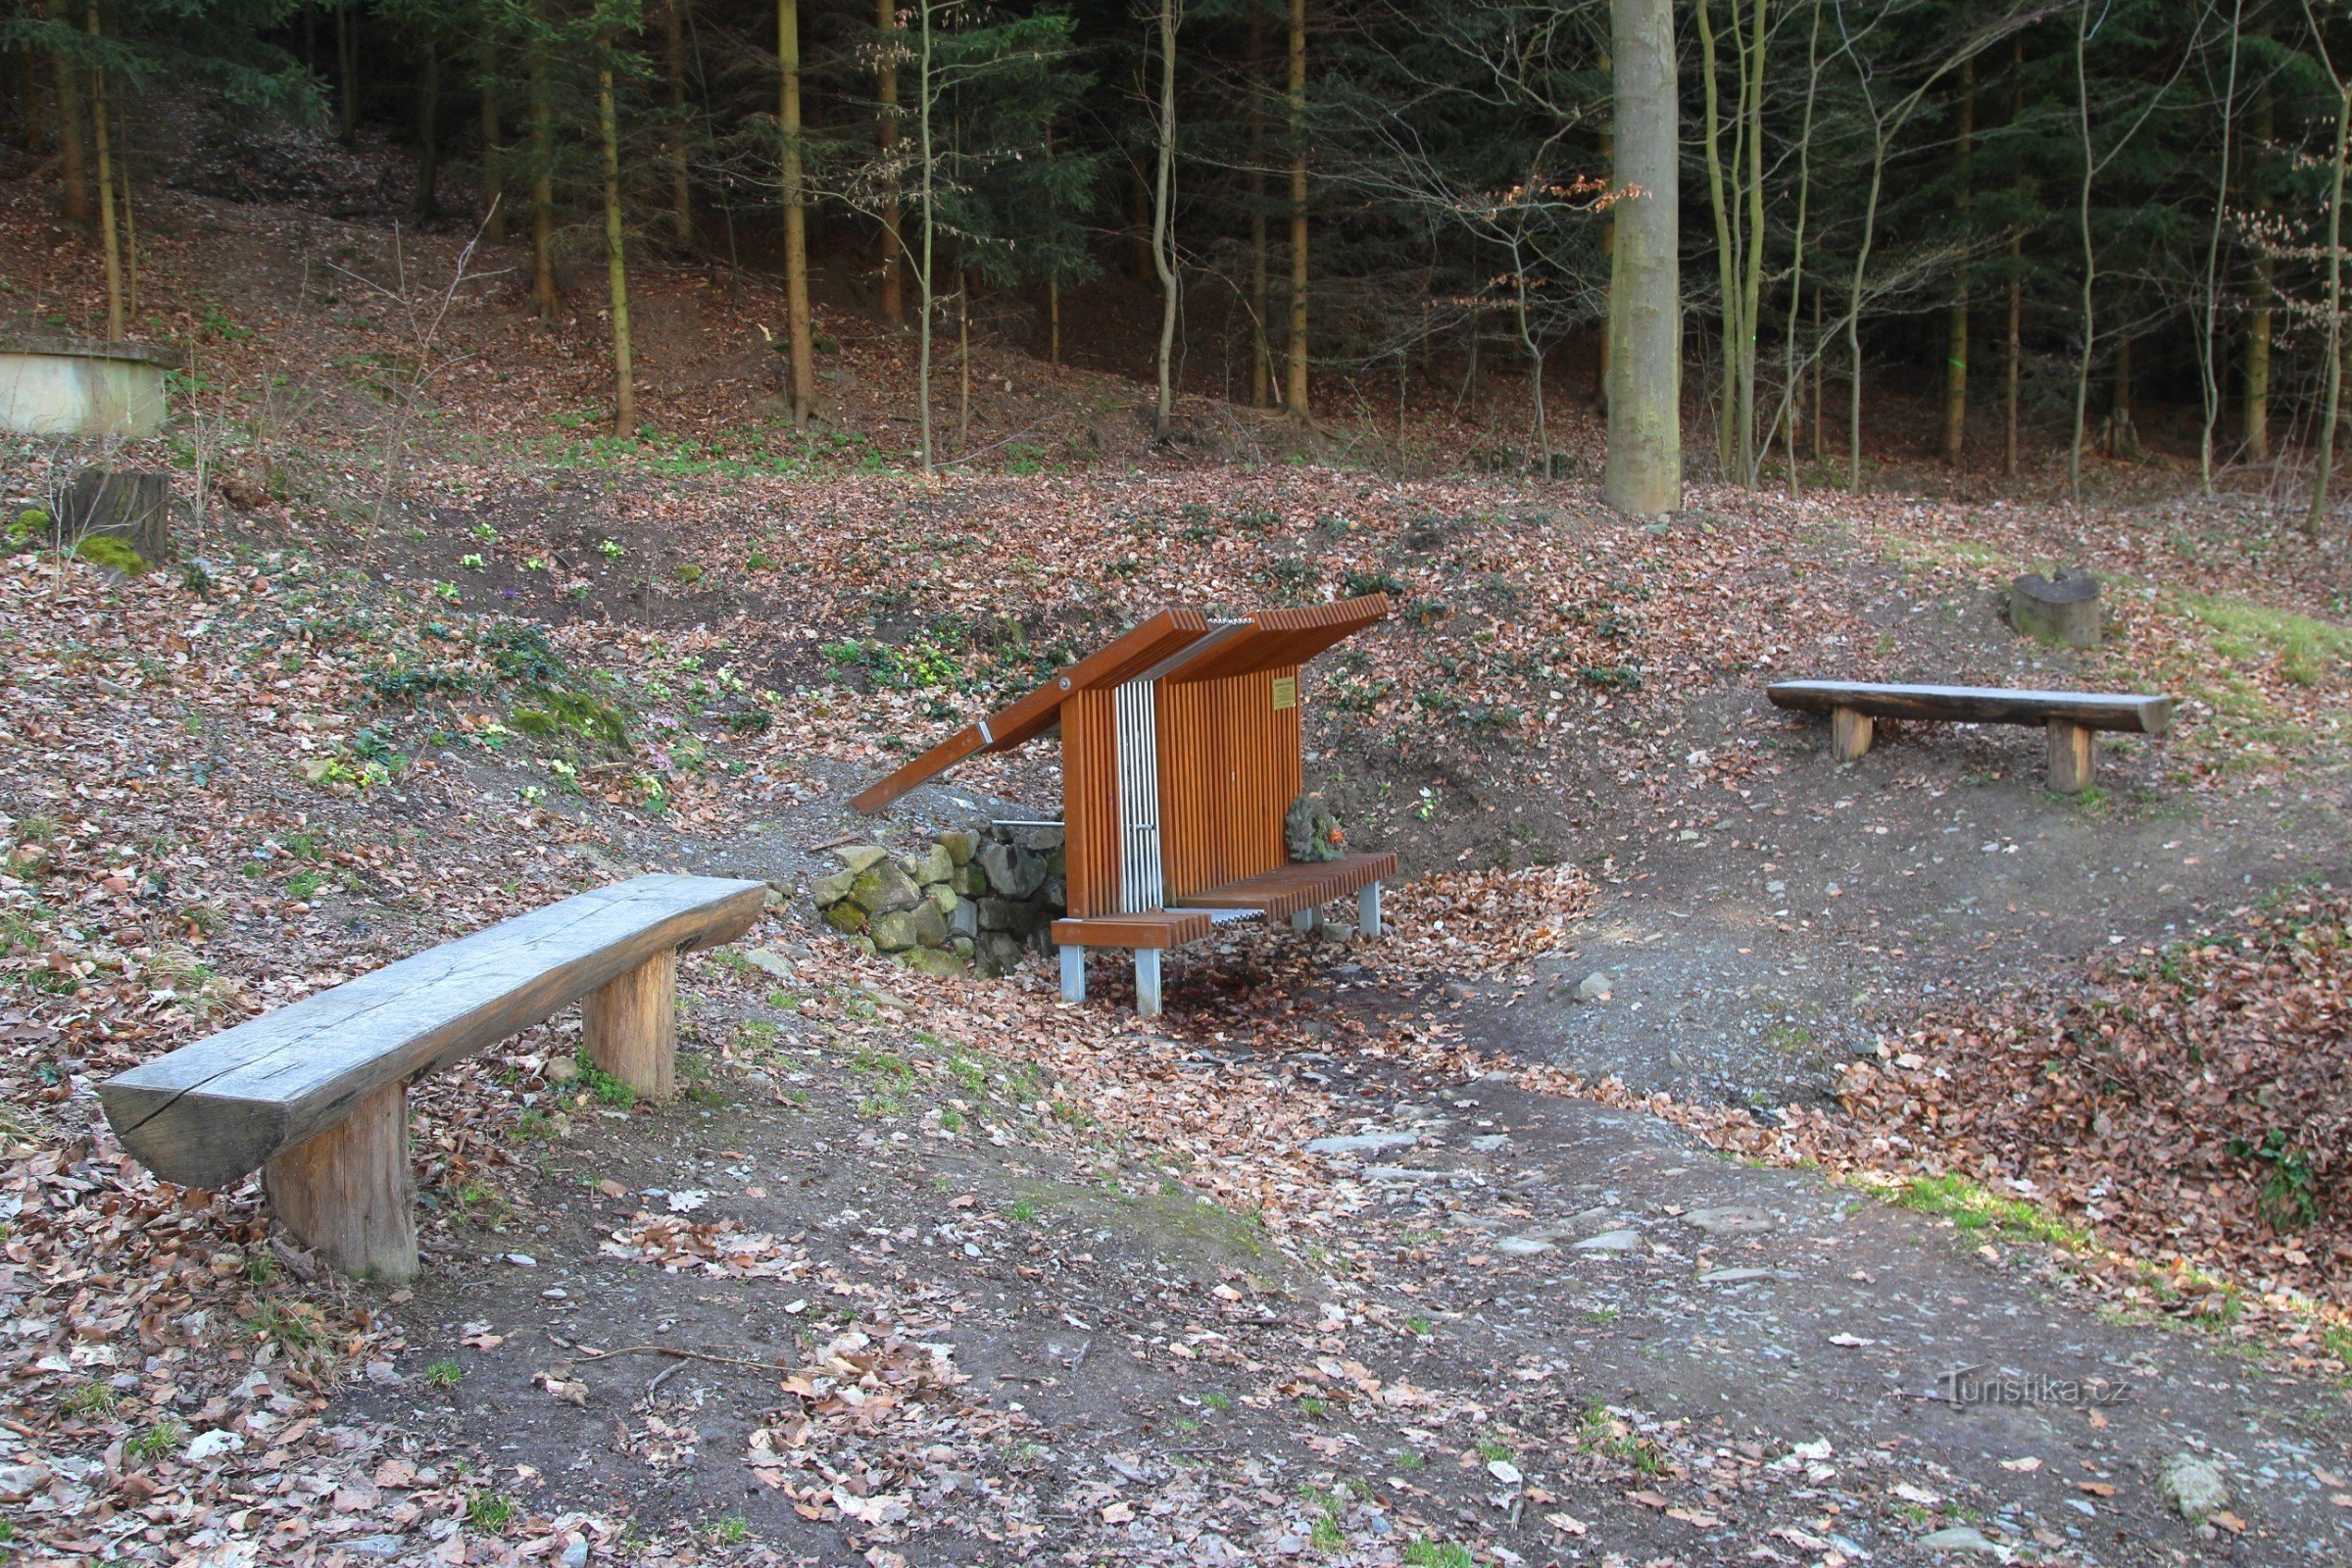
xmin=96 ymin=874 xmax=766 ymax=1282
xmin=1766 ymin=679 xmax=2174 ymax=793
xmin=853 ymin=597 xmax=1398 ymax=1015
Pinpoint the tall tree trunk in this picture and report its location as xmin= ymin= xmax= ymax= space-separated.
xmin=916 ymin=0 xmax=935 ymax=469
xmin=663 ymin=0 xmax=692 ymax=245
xmin=480 ymin=45 xmax=506 ymax=244
xmin=1284 ymin=0 xmax=1308 ymax=419
xmin=1048 ymin=275 xmax=1060 ymax=366
xmin=1940 ymin=55 xmax=1973 ymax=466
xmin=2310 ymin=80 xmax=2348 ymax=537
xmin=530 ymin=52 xmax=556 ymax=325
xmin=779 ymin=0 xmax=813 ymax=422
xmin=1602 ymin=0 xmax=1680 ymax=514
xmin=2003 ymin=233 xmax=2022 ymax=476
xmin=47 ymin=4 xmax=87 ymax=227
xmin=2067 ymin=0 xmax=2095 ymax=507
xmin=956 ymin=267 xmax=970 ymax=450
xmin=2245 ymin=73 xmax=2274 ymax=463
xmin=86 ymin=2 xmax=121 ymax=341
xmin=599 ymin=57 xmax=635 ymax=434
xmin=1248 ymin=4 xmax=1270 ymax=409
xmin=117 ymin=106 xmax=135 ymax=317
xmin=416 ymin=46 xmax=441 ymax=224
xmin=1776 ymin=0 xmax=1822 ymax=492
xmin=1810 ymin=285 xmax=1825 ymax=463
xmin=1151 ymin=0 xmax=1179 ymax=441
xmin=876 ymin=0 xmax=902 ymax=325
xmin=2003 ymin=35 xmax=2023 ymax=478
xmin=1592 ymin=67 xmax=1611 ymax=417
xmin=2105 ymin=333 xmax=2139 ymax=459
xmin=1695 ymin=0 xmax=1738 ymax=474
xmin=337 ymin=0 xmax=358 ymax=141
xmin=1737 ymin=0 xmax=1766 ymax=482
xmin=2196 ymin=0 xmax=2243 ymax=492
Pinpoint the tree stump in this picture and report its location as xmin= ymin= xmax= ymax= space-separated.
xmin=2047 ymin=719 xmax=2097 ymax=794
xmin=1830 ymin=707 xmax=1875 ymax=761
xmin=264 ymin=1079 xmax=417 ymax=1282
xmin=64 ymin=468 xmax=171 ymax=564
xmin=583 ymin=949 xmax=677 ymax=1100
xmin=2011 ymin=567 xmax=2102 ymax=648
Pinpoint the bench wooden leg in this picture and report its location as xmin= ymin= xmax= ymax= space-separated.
xmin=2047 ymin=718 xmax=2096 ymax=793
xmin=1134 ymin=949 xmax=1162 ymax=1017
xmin=583 ymin=949 xmax=676 ymax=1101
xmin=1357 ymin=881 xmax=1383 ymax=940
xmin=1830 ymin=706 xmax=1874 ymax=762
xmin=264 ymin=1079 xmax=416 ymax=1283
xmin=1060 ymin=945 xmax=1086 ymax=1004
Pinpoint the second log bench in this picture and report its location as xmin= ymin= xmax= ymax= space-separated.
xmin=96 ymin=874 xmax=766 ymax=1282
xmin=1766 ymin=679 xmax=2174 ymax=794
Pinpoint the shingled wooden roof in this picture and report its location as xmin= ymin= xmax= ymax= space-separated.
xmin=850 ymin=595 xmax=1389 ymax=813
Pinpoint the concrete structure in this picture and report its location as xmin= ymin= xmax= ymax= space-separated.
xmin=0 ymin=338 xmax=176 ymax=438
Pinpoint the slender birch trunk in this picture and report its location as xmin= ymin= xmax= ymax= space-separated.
xmin=877 ymin=0 xmax=902 ymax=325
xmin=1940 ymin=56 xmax=1973 ymax=466
xmin=663 ymin=0 xmax=692 ymax=245
xmin=1249 ymin=5 xmax=1270 ymax=408
xmin=1151 ymin=0 xmax=1180 ymax=441
xmin=2195 ymin=0 xmax=2242 ymax=491
xmin=916 ymin=0 xmax=935 ymax=469
xmin=1284 ymin=0 xmax=1308 ymax=419
xmin=530 ymin=51 xmax=556 ymax=325
xmin=2245 ymin=73 xmax=2273 ymax=463
xmin=779 ymin=0 xmax=812 ymax=422
xmin=599 ymin=55 xmax=635 ymax=433
xmin=2310 ymin=81 xmax=2349 ymax=537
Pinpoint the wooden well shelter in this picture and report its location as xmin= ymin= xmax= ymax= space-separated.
xmin=852 ymin=596 xmax=1398 ymax=1013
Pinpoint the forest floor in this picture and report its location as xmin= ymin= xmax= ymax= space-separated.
xmin=4 ymin=134 xmax=2352 ymax=1568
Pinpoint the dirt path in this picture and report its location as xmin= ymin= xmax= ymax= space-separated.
xmin=1486 ymin=693 xmax=2352 ymax=1107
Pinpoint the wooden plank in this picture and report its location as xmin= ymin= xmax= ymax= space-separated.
xmin=1185 ymin=853 xmax=1397 ymax=922
xmin=1051 ymin=911 xmax=1213 ymax=949
xmin=851 ymin=610 xmax=1207 ymax=814
xmin=98 ymin=875 xmax=765 ymax=1189
xmin=1766 ymin=680 xmax=2172 ymax=735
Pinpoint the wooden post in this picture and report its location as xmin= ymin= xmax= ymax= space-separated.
xmin=264 ymin=1079 xmax=416 ymax=1282
xmin=1059 ymin=945 xmax=1086 ymax=1004
xmin=2047 ymin=719 xmax=2096 ymax=794
xmin=1830 ymin=707 xmax=1874 ymax=761
xmin=1357 ymin=881 xmax=1382 ymax=939
xmin=1290 ymin=906 xmax=1323 ymax=933
xmin=1135 ymin=949 xmax=1162 ymax=1017
xmin=583 ymin=949 xmax=676 ymax=1100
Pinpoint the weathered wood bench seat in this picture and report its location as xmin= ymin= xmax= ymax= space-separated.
xmin=97 ymin=874 xmax=765 ymax=1281
xmin=1766 ymin=680 xmax=2174 ymax=793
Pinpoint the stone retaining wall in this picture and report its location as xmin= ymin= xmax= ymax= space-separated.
xmin=809 ymin=820 xmax=1065 ymax=978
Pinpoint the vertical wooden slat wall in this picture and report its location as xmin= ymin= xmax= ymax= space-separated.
xmin=1157 ymin=664 xmax=1302 ymax=902
xmin=1061 ymin=687 xmax=1122 ymax=917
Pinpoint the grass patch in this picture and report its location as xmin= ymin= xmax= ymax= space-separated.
xmin=1889 ymin=1173 xmax=2091 ymax=1251
xmin=2181 ymin=593 xmax=2352 ymax=687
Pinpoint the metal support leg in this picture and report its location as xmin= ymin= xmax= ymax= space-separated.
xmin=1290 ymin=907 xmax=1320 ymax=933
xmin=1059 ymin=945 xmax=1086 ymax=1004
xmin=1134 ymin=949 xmax=1162 ymax=1017
xmin=1357 ymin=881 xmax=1383 ymax=940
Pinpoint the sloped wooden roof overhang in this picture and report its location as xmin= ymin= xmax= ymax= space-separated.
xmin=849 ymin=595 xmax=1390 ymax=814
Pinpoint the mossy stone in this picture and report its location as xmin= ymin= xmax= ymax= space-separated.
xmin=937 ymin=830 xmax=976 ymax=865
xmin=73 ymin=534 xmax=148 ymax=574
xmin=909 ymin=843 xmax=956 ymax=886
xmin=823 ymin=900 xmax=868 ymax=934
xmin=849 ymin=860 xmax=920 ymax=914
xmin=809 ymin=867 xmax=859 ymax=906
xmin=901 ymin=946 xmax=966 ymax=978
xmin=833 ymin=844 xmax=889 ymax=874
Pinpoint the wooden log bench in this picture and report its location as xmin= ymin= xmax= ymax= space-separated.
xmin=1766 ymin=680 xmax=2174 ymax=794
xmin=1049 ymin=852 xmax=1396 ymax=1015
xmin=95 ymin=874 xmax=766 ymax=1282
